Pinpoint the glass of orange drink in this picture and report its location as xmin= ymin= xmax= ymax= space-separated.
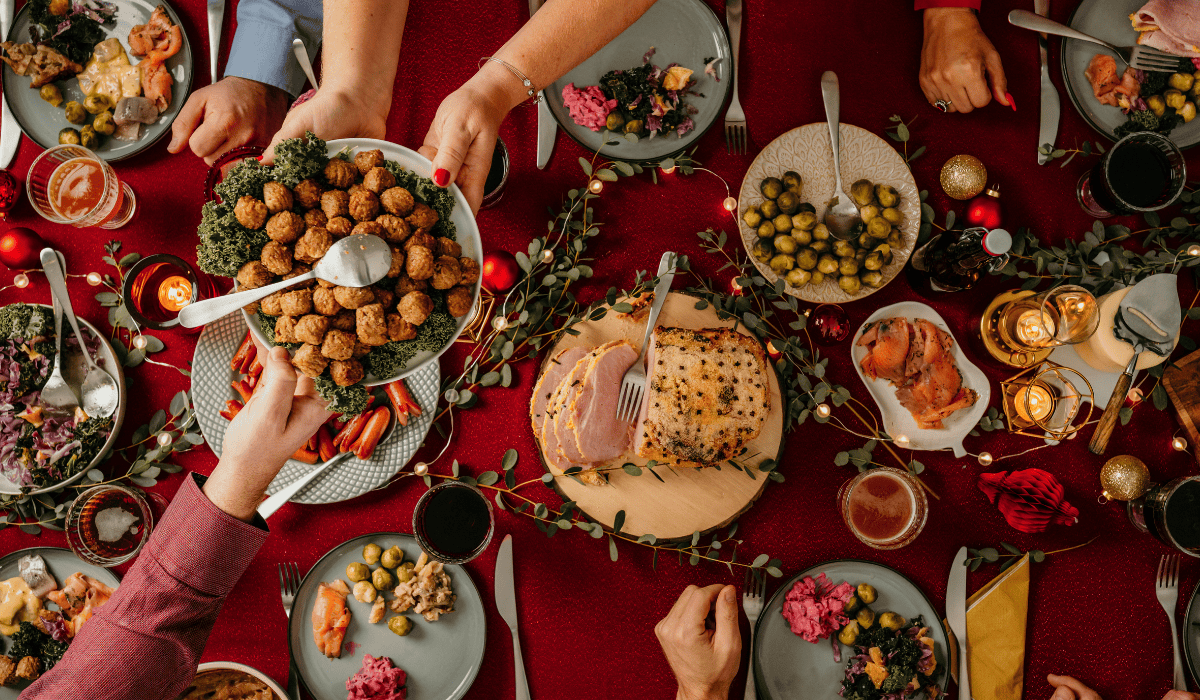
xmin=27 ymin=145 xmax=136 ymax=229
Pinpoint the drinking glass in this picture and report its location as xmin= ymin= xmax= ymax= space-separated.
xmin=1077 ymin=131 xmax=1186 ymax=218
xmin=412 ymin=481 xmax=495 ymax=564
xmin=65 ymin=484 xmax=154 ymax=566
xmin=479 ymin=138 xmax=510 ymax=210
xmin=837 ymin=467 xmax=928 ymax=550
xmin=27 ymin=145 xmax=136 ymax=229
xmin=995 ymin=285 xmax=1100 ymax=365
xmin=1127 ymin=476 xmax=1200 ymax=558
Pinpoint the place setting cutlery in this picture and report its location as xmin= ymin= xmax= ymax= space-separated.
xmin=0 ymin=0 xmax=20 ymax=167
xmin=278 ymin=561 xmax=303 ymax=700
xmin=495 ymin=534 xmax=532 ymax=700
xmin=723 ymin=0 xmax=746 ymax=155
xmin=742 ymin=568 xmax=766 ymax=700
xmin=1032 ymin=0 xmax=1059 ymax=165
xmin=1156 ymin=554 xmax=1187 ymax=691
xmin=207 ymin=0 xmax=225 ymax=85
xmin=616 ymin=251 xmax=676 ymax=423
xmin=819 ymin=71 xmax=863 ymax=242
xmin=946 ymin=546 xmax=971 ymax=700
xmin=1009 ymin=9 xmax=1179 ymax=73
xmin=529 ymin=0 xmax=556 ymax=169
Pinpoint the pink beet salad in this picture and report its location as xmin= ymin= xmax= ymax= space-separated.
xmin=346 ymin=655 xmax=407 ymax=700
xmin=780 ymin=573 xmax=856 ymax=643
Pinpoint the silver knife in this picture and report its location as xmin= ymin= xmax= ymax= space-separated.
xmin=207 ymin=0 xmax=225 ymax=85
xmin=0 ymin=0 xmax=20 ymax=168
xmin=529 ymin=0 xmax=556 ymax=169
xmin=946 ymin=546 xmax=971 ymax=700
xmin=1035 ymin=0 xmax=1060 ymax=165
xmin=496 ymin=535 xmax=531 ymax=700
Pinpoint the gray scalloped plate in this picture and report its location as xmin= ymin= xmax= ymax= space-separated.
xmin=3 ymin=0 xmax=193 ymax=160
xmin=1185 ymin=573 xmax=1200 ymax=686
xmin=190 ymin=312 xmax=438 ymax=505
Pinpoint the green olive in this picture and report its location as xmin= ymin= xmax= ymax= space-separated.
xmin=811 ymin=223 xmax=831 ymax=241
xmin=352 ymin=580 xmax=377 ymax=603
xmin=1181 ymin=101 xmax=1197 ymax=124
xmin=57 ymin=127 xmax=81 ymax=145
xmin=752 ymin=239 xmax=775 ymax=263
xmin=79 ymin=125 xmax=99 ymax=149
xmin=833 ymin=240 xmax=856 ymax=258
xmin=1148 ymin=94 xmax=1167 ymax=117
xmin=878 ymin=612 xmax=906 ymax=631
xmin=856 ymin=583 xmax=878 ymax=605
xmin=756 ymin=222 xmax=775 ymax=239
xmin=791 ymin=211 xmax=818 ymax=231
xmin=624 ymin=119 xmax=643 ymax=134
xmin=875 ymin=184 xmax=899 ymax=208
xmin=817 ymin=254 xmax=839 ymax=275
xmin=760 ymin=177 xmax=784 ymax=200
xmin=776 ymin=191 xmax=799 ymax=215
xmin=809 ymin=270 xmax=825 ymax=286
xmin=772 ymin=213 xmax=793 ymax=234
xmin=742 ymin=206 xmax=763 ymax=229
xmin=790 ymin=227 xmax=812 ymax=246
xmin=759 ymin=200 xmax=780 ymax=219
xmin=864 ymin=252 xmax=883 ymax=271
xmin=63 ymin=101 xmax=86 ymax=125
xmin=83 ymin=95 xmax=112 ymax=114
xmin=387 ymin=616 xmax=413 ymax=636
xmin=39 ymin=84 xmax=63 ymax=107
xmin=809 ymin=240 xmax=831 ymax=254
xmin=362 ymin=543 xmax=383 ymax=565
xmin=605 ymin=112 xmax=626 ymax=131
xmin=859 ymin=204 xmax=880 ymax=223
xmin=92 ymin=111 xmax=115 ymax=136
xmin=795 ymin=249 xmax=817 ymax=270
xmin=868 ymin=217 xmax=891 ymax=239
xmin=785 ymin=268 xmax=810 ymax=287
xmin=346 ymin=562 xmax=370 ymax=582
xmin=838 ymin=621 xmax=861 ymax=646
xmin=839 ymin=257 xmax=859 ymax=276
xmin=1170 ymin=72 xmax=1195 ymax=92
xmin=380 ymin=545 xmax=403 ymax=570
xmin=782 ymin=171 xmax=803 ymax=196
xmin=769 ymin=254 xmax=795 ymax=274
xmin=839 ymin=275 xmax=862 ymax=295
xmin=850 ymin=179 xmax=874 ymax=207
xmin=861 ymin=270 xmax=885 ymax=288
xmin=372 ymin=568 xmax=394 ymax=591
xmin=773 ymin=234 xmax=798 ymax=255
xmin=1165 ymin=89 xmax=1186 ymax=110
xmin=881 ymin=207 xmax=902 ymax=224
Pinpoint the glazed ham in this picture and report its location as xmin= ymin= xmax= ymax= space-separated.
xmin=530 ymin=346 xmax=588 ymax=434
xmin=858 ymin=318 xmax=977 ymax=429
xmin=1083 ymin=54 xmax=1140 ymax=108
xmin=568 ymin=341 xmax=638 ymax=462
xmin=1132 ymin=0 xmax=1200 ymax=58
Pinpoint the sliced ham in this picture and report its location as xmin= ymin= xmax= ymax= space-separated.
xmin=552 ymin=352 xmax=602 ymax=466
xmin=568 ymin=341 xmax=638 ymax=462
xmin=530 ymin=346 xmax=588 ymax=434
xmin=1132 ymin=0 xmax=1200 ymax=57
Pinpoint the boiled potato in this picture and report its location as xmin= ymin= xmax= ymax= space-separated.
xmin=879 ymin=612 xmax=906 ymax=631
xmin=1181 ymin=101 xmax=1197 ymax=123
xmin=857 ymin=584 xmax=878 ymax=604
xmin=353 ymin=580 xmax=377 ymax=603
xmin=839 ymin=621 xmax=861 ymax=646
xmin=1148 ymin=94 xmax=1167 ymax=117
xmin=1166 ymin=89 xmax=1186 ymax=110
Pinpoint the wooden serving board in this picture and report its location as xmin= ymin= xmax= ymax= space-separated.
xmin=1162 ymin=348 xmax=1200 ymax=465
xmin=533 ymin=292 xmax=786 ymax=540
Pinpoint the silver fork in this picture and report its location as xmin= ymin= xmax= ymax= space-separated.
xmin=278 ymin=562 xmax=303 ymax=700
xmin=723 ymin=0 xmax=746 ymax=154
xmin=40 ymin=251 xmax=79 ymax=414
xmin=1009 ymin=10 xmax=1180 ymax=72
xmin=742 ymin=568 xmax=766 ymax=700
xmin=1156 ymin=555 xmax=1187 ymax=691
xmin=615 ymin=252 xmax=677 ymax=423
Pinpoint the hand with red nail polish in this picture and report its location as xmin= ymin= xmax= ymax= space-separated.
xmin=919 ymin=8 xmax=1009 ymax=114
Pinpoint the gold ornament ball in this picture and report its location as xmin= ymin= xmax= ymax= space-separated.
xmin=940 ymin=155 xmax=988 ymax=200
xmin=413 ymin=462 xmax=429 ymax=477
xmin=1100 ymin=455 xmax=1150 ymax=501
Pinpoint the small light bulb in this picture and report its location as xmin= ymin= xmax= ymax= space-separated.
xmin=413 ymin=462 xmax=429 ymax=477
xmin=1188 ymin=244 xmax=1200 ymax=257
xmin=132 ymin=335 xmax=148 ymax=350
xmin=766 ymin=340 xmax=781 ymax=358
xmin=730 ymin=279 xmax=743 ymax=294
xmin=12 ymin=273 xmax=28 ymax=288
xmin=588 ymin=179 xmax=603 ymax=194
xmin=491 ymin=316 xmax=509 ymax=332
xmin=85 ymin=271 xmax=102 ymax=286
xmin=723 ymin=196 xmax=737 ymax=212
xmin=803 ymin=308 xmax=812 ymax=317
xmin=815 ymin=403 xmax=831 ymax=418
xmin=1126 ymin=387 xmax=1143 ymax=404
xmin=1172 ymin=436 xmax=1188 ymax=451
xmin=977 ymin=452 xmax=993 ymax=467
xmin=156 ymin=432 xmax=172 ymax=447
xmin=661 ymin=164 xmax=676 ymax=175
xmin=895 ymin=434 xmax=910 ymax=447
xmin=540 ymin=249 xmax=554 ymax=264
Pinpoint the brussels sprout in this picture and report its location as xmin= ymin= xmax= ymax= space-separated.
xmin=93 ymin=111 xmax=115 ymax=135
xmin=838 ymin=621 xmax=861 ymax=646
xmin=606 ymin=112 xmax=626 ymax=131
xmin=881 ymin=207 xmax=903 ymax=224
xmin=363 ymin=543 xmax=383 ymax=565
xmin=83 ymin=95 xmax=112 ymax=115
xmin=839 ymin=275 xmax=862 ymax=294
xmin=757 ymin=222 xmax=776 ymax=239
xmin=875 ymin=184 xmax=899 ymax=208
xmin=857 ymin=232 xmax=874 ymax=250
xmin=1170 ymin=72 xmax=1195 ymax=92
xmin=742 ymin=206 xmax=763 ymax=229
xmin=812 ymin=223 xmax=831 ymax=241
xmin=856 ymin=607 xmax=876 ymax=629
xmin=782 ymin=170 xmax=803 ymax=195
xmin=859 ymin=204 xmax=880 ymax=223
xmin=752 ymin=239 xmax=775 ymax=263
xmin=792 ymin=211 xmax=818 ymax=231
xmin=372 ymin=567 xmax=394 ymax=591
xmin=776 ymin=191 xmax=799 ymax=215
xmin=760 ymin=200 xmax=781 ymax=219
xmin=1166 ymin=89 xmax=1186 ymax=110
xmin=388 ymin=616 xmax=413 ymax=636
xmin=874 ymin=243 xmax=894 ymax=265
xmin=833 ymin=239 xmax=856 ymax=258
xmin=857 ymin=583 xmax=878 ymax=604
xmin=863 ymin=252 xmax=883 ymax=271
xmin=57 ymin=127 xmax=80 ymax=145
xmin=809 ymin=270 xmax=825 ymax=286
xmin=772 ymin=213 xmax=793 ymax=234
xmin=795 ymin=248 xmax=818 ymax=270
xmin=774 ymin=234 xmax=798 ymax=255
xmin=878 ymin=612 xmax=906 ymax=631
xmin=395 ymin=564 xmax=415 ymax=583
xmin=346 ymin=562 xmax=370 ymax=582
xmin=624 ymin=119 xmax=643 ymax=134
xmin=790 ymin=224 xmax=812 ymax=246
xmin=1181 ymin=101 xmax=1197 ymax=124
xmin=39 ymin=84 xmax=63 ymax=107
xmin=855 ymin=248 xmax=868 ymax=264
xmin=785 ymin=268 xmax=811 ymax=287
xmin=868 ymin=217 xmax=891 ymax=239
xmin=809 ymin=240 xmax=831 ymax=254
xmin=64 ymin=101 xmax=86 ymax=125
xmin=850 ymin=179 xmax=874 ymax=207
xmin=887 ymin=230 xmax=904 ymax=249
xmin=353 ymin=580 xmax=377 ymax=603
xmin=1148 ymin=94 xmax=1167 ymax=117
xmin=381 ymin=546 xmax=403 ymax=569
xmin=817 ymin=254 xmax=839 ymax=275
xmin=79 ymin=125 xmax=99 ymax=149
xmin=839 ymin=257 xmax=859 ymax=276
xmin=760 ymin=177 xmax=785 ymax=199
xmin=844 ymin=595 xmax=862 ymax=615
xmin=795 ymin=202 xmax=816 ymax=215
xmin=769 ymin=254 xmax=795 ymax=274
xmin=861 ymin=270 xmax=885 ymax=288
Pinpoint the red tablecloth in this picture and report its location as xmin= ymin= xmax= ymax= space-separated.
xmin=1 ymin=1 xmax=1197 ymax=698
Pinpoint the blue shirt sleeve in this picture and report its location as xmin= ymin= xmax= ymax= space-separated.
xmin=224 ymin=0 xmax=323 ymax=96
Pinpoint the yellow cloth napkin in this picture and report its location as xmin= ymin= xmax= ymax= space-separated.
xmin=945 ymin=552 xmax=1031 ymax=700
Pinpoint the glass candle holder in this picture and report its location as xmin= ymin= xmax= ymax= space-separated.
xmin=27 ymin=145 xmax=136 ymax=229
xmin=1000 ymin=363 xmax=1093 ymax=440
xmin=1077 ymin=131 xmax=1186 ymax=218
xmin=65 ymin=483 xmax=154 ymax=566
xmin=412 ymin=481 xmax=495 ymax=564
xmin=205 ymin=146 xmax=265 ymax=202
xmin=122 ymin=254 xmax=219 ymax=331
xmin=479 ymin=138 xmax=510 ymax=210
xmin=837 ymin=467 xmax=928 ymax=550
xmin=982 ymin=285 xmax=1101 ymax=367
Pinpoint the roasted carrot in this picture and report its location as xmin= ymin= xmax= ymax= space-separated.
xmin=307 ymin=433 xmax=319 ymax=451
xmin=334 ymin=413 xmax=369 ymax=451
xmin=219 ymin=399 xmax=243 ymax=420
xmin=352 ymin=407 xmax=391 ymax=459
xmin=240 ymin=342 xmax=258 ymax=374
xmin=385 ymin=380 xmax=421 ymax=416
xmin=291 ymin=446 xmax=319 ymax=464
xmin=247 ymin=374 xmax=258 ymax=389
xmin=232 ymin=379 xmax=253 ymax=403
xmin=247 ymin=351 xmax=263 ymax=378
xmin=230 ymin=331 xmax=253 ymax=371
xmin=317 ymin=426 xmax=337 ymax=462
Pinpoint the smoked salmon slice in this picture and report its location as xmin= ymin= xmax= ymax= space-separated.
xmin=859 ymin=317 xmax=977 ymax=429
xmin=1084 ymin=54 xmax=1141 ymax=108
xmin=312 ymin=580 xmax=352 ymax=659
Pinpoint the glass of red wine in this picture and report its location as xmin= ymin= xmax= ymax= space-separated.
xmin=479 ymin=138 xmax=510 ymax=210
xmin=65 ymin=484 xmax=154 ymax=566
xmin=413 ymin=481 xmax=495 ymax=564
xmin=1127 ymin=475 xmax=1200 ymax=558
xmin=1077 ymin=131 xmax=1186 ymax=218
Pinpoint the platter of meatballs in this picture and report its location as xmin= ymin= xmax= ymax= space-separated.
xmin=228 ymin=138 xmax=482 ymax=388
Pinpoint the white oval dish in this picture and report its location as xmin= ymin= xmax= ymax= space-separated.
xmin=851 ymin=301 xmax=990 ymax=457
xmin=192 ymin=662 xmax=288 ymax=700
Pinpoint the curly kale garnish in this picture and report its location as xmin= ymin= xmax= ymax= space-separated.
xmin=381 ymin=161 xmax=457 ymax=241
xmin=196 ymin=200 xmax=270 ymax=277
xmin=27 ymin=0 xmax=114 ymax=65
xmin=8 ymin=621 xmax=45 ymax=660
xmin=271 ymin=131 xmax=330 ymax=188
xmin=314 ymin=378 xmax=370 ymax=415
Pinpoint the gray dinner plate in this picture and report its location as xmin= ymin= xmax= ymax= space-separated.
xmin=753 ymin=559 xmax=949 ymax=700
xmin=1062 ymin=0 xmax=1200 ymax=148
xmin=3 ymin=0 xmax=193 ymax=160
xmin=1185 ymin=575 xmax=1200 ymax=686
xmin=190 ymin=312 xmax=439 ymax=505
xmin=288 ymin=533 xmax=486 ymax=700
xmin=543 ymin=0 xmax=732 ymax=162
xmin=0 ymin=546 xmax=121 ymax=699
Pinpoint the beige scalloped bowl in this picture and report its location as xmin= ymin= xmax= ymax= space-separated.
xmin=737 ymin=123 xmax=921 ymax=303
xmin=191 ymin=662 xmax=287 ymax=700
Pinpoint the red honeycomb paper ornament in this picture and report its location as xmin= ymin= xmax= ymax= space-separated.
xmin=977 ymin=468 xmax=1078 ymax=534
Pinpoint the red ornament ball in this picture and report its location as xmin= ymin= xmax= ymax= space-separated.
xmin=0 ymin=170 xmax=18 ymax=218
xmin=810 ymin=304 xmax=851 ymax=345
xmin=481 ymin=250 xmax=521 ymax=294
xmin=963 ymin=184 xmax=1003 ymax=230
xmin=0 ymin=227 xmax=46 ymax=269
xmin=978 ymin=468 xmax=1078 ymax=534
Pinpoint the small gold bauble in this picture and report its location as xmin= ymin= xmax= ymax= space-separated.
xmin=940 ymin=155 xmax=988 ymax=200
xmin=413 ymin=462 xmax=429 ymax=477
xmin=1100 ymin=455 xmax=1150 ymax=501
xmin=977 ymin=451 xmax=993 ymax=467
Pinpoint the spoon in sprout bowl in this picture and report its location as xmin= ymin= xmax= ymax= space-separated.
xmin=178 ymin=234 xmax=393 ymax=328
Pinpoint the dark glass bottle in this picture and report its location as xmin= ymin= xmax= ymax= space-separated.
xmin=908 ymin=227 xmax=1011 ymax=293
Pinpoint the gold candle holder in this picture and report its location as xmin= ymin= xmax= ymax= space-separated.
xmin=1000 ymin=362 xmax=1094 ymax=440
xmin=981 ymin=285 xmax=1101 ymax=367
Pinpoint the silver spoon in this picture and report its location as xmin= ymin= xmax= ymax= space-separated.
xmin=291 ymin=38 xmax=319 ymax=90
xmin=178 ymin=234 xmax=392 ymax=328
xmin=820 ymin=71 xmax=863 ymax=241
xmin=40 ymin=251 xmax=80 ymax=415
xmin=39 ymin=248 xmax=119 ymax=419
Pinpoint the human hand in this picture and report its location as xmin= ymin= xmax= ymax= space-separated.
xmin=203 ymin=344 xmax=330 ymax=520
xmin=1047 ymin=674 xmax=1102 ymax=700
xmin=920 ymin=8 xmax=1011 ymax=114
xmin=262 ymin=88 xmax=388 ymax=164
xmin=1162 ymin=692 xmax=1200 ymax=700
xmin=655 ymin=584 xmax=741 ymax=700
xmin=168 ymin=77 xmax=290 ymax=165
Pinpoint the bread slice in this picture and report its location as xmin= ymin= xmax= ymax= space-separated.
xmin=634 ymin=327 xmax=770 ymax=467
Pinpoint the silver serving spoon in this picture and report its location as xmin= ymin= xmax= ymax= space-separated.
xmin=291 ymin=38 xmax=319 ymax=90
xmin=40 ymin=248 xmax=119 ymax=419
xmin=178 ymin=234 xmax=392 ymax=328
xmin=39 ymin=250 xmax=80 ymax=415
xmin=820 ymin=71 xmax=863 ymax=241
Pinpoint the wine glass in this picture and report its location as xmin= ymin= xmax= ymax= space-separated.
xmin=27 ymin=145 xmax=136 ymax=229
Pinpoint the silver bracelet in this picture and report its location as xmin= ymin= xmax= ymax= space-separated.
xmin=479 ymin=56 xmax=541 ymax=104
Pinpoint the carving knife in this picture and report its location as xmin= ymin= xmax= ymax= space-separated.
xmin=946 ymin=546 xmax=971 ymax=700
xmin=1035 ymin=0 xmax=1060 ymax=165
xmin=207 ymin=0 xmax=225 ymax=85
xmin=529 ymin=0 xmax=555 ymax=169
xmin=495 ymin=535 xmax=532 ymax=700
xmin=0 ymin=0 xmax=20 ymax=168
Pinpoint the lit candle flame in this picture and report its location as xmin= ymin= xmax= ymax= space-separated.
xmin=157 ymin=275 xmax=192 ymax=312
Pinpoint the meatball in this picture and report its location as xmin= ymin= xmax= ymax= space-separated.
xmin=431 ymin=255 xmax=461 ymax=290
xmin=304 ymin=208 xmax=328 ymax=229
xmin=333 ymin=286 xmax=375 ymax=309
xmin=352 ymin=341 xmax=371 ymax=359
xmin=294 ymin=314 xmax=330 ymax=345
xmin=374 ymin=288 xmax=395 ymax=310
xmin=260 ymin=291 xmax=285 ymax=316
xmin=261 ymin=241 xmax=293 ymax=276
xmin=387 ymin=313 xmax=417 ymax=341
xmin=437 ymin=238 xmax=462 ymax=258
xmin=352 ymin=221 xmax=385 ymax=239
xmin=331 ymin=359 xmax=365 ymax=387
xmin=313 ymin=286 xmax=342 ymax=316
xmin=324 ymin=158 xmax=357 ymax=189
xmin=347 ymin=183 xmax=366 ymax=198
xmin=280 ymin=288 xmax=313 ymax=316
xmin=331 ymin=310 xmax=357 ymax=331
xmin=349 ymin=189 xmax=380 ymax=221
xmin=294 ymin=227 xmax=333 ymax=264
xmin=292 ymin=343 xmax=328 ymax=378
xmin=235 ymin=196 xmax=268 ymax=230
xmin=237 ymin=260 xmax=273 ymax=289
xmin=275 ymin=315 xmax=298 ymax=344
xmin=321 ymin=190 xmax=350 ymax=219
xmin=405 ymin=202 xmax=439 ymax=233
xmin=446 ymin=285 xmax=474 ymax=318
xmin=394 ymin=276 xmax=427 ymax=296
xmin=266 ymin=211 xmax=305 ymax=244
xmin=356 ymin=304 xmax=389 ymax=346
xmin=321 ymin=329 xmax=356 ymax=360
xmin=459 ymin=257 xmax=480 ymax=285
xmin=293 ymin=179 xmax=323 ymax=209
xmin=243 ymin=300 xmax=260 ymax=315
xmin=283 ymin=263 xmax=315 ymax=289
xmin=387 ymin=247 xmax=405 ymax=278
xmin=363 ymin=166 xmax=396 ymax=194
xmin=354 ymin=149 xmax=385 ymax=175
xmin=263 ymin=181 xmax=293 ymax=213
xmin=404 ymin=232 xmax=437 ymax=252
xmin=326 ymin=216 xmax=353 ymax=237
xmin=375 ymin=214 xmax=410 ymax=243
xmin=406 ymin=246 xmax=434 ymax=280
xmin=397 ymin=291 xmax=434 ymax=326
xmin=380 ymin=187 xmax=415 ymax=217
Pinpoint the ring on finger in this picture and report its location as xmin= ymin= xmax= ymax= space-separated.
xmin=933 ymin=99 xmax=952 ymax=112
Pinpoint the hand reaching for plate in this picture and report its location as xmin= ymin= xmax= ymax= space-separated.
xmin=168 ymin=77 xmax=291 ymax=165
xmin=655 ymin=584 xmax=741 ymax=700
xmin=261 ymin=88 xmax=389 ymax=165
xmin=1046 ymin=674 xmax=1199 ymax=700
xmin=919 ymin=8 xmax=1011 ymax=114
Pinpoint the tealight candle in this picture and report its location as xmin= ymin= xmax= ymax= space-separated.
xmin=157 ymin=275 xmax=193 ymax=312
xmin=1014 ymin=309 xmax=1055 ymax=347
xmin=1014 ymin=382 xmax=1055 ymax=423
